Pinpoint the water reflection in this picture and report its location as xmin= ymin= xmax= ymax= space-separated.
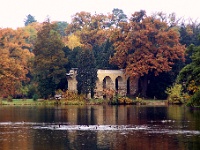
xmin=0 ymin=105 xmax=200 ymax=150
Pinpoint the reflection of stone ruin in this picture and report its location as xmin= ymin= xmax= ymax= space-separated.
xmin=66 ymin=68 xmax=139 ymax=98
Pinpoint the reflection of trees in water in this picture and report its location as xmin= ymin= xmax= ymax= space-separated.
xmin=0 ymin=106 xmax=200 ymax=149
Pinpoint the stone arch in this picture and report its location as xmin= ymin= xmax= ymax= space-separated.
xmin=103 ymin=76 xmax=114 ymax=99
xmin=103 ymin=76 xmax=113 ymax=89
xmin=115 ymin=76 xmax=126 ymax=96
xmin=115 ymin=76 xmax=123 ymax=91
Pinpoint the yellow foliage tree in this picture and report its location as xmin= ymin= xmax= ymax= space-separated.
xmin=64 ymin=34 xmax=82 ymax=50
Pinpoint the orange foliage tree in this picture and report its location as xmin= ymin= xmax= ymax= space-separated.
xmin=110 ymin=11 xmax=186 ymax=96
xmin=66 ymin=11 xmax=110 ymax=49
xmin=0 ymin=28 xmax=33 ymax=97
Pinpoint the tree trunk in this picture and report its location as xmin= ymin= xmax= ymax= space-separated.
xmin=139 ymin=75 xmax=148 ymax=98
xmin=129 ymin=76 xmax=140 ymax=96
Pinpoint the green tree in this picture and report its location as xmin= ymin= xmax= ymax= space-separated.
xmin=179 ymin=22 xmax=200 ymax=66
xmin=76 ymin=49 xmax=97 ymax=98
xmin=24 ymin=14 xmax=37 ymax=26
xmin=62 ymin=46 xmax=81 ymax=71
xmin=93 ymin=40 xmax=118 ymax=69
xmin=178 ymin=44 xmax=200 ymax=95
xmin=108 ymin=8 xmax=128 ymax=27
xmin=33 ymin=22 xmax=67 ymax=99
xmin=54 ymin=21 xmax=68 ymax=37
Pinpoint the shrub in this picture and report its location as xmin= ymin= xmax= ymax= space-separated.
xmin=166 ymin=83 xmax=185 ymax=104
xmin=110 ymin=96 xmax=134 ymax=105
xmin=7 ymin=96 xmax=13 ymax=102
xmin=55 ymin=89 xmax=63 ymax=95
xmin=88 ymin=98 xmax=105 ymax=105
xmin=62 ymin=90 xmax=84 ymax=101
xmin=189 ymin=90 xmax=200 ymax=106
xmin=32 ymin=94 xmax=39 ymax=101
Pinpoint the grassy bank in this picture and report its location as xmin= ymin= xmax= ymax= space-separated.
xmin=0 ymin=98 xmax=168 ymax=106
xmin=0 ymin=99 xmax=85 ymax=106
xmin=1 ymin=99 xmax=52 ymax=106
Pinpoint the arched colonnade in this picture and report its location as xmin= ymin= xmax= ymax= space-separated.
xmin=66 ymin=69 xmax=139 ymax=98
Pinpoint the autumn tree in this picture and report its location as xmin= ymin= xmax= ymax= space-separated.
xmin=145 ymin=12 xmax=185 ymax=99
xmin=24 ymin=14 xmax=37 ymax=26
xmin=33 ymin=22 xmax=67 ymax=99
xmin=64 ymin=34 xmax=82 ymax=50
xmin=66 ymin=11 xmax=109 ymax=49
xmin=76 ymin=49 xmax=97 ymax=98
xmin=0 ymin=28 xmax=33 ymax=97
xmin=110 ymin=10 xmax=186 ymax=97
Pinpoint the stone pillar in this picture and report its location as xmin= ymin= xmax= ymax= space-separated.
xmin=94 ymin=79 xmax=104 ymax=98
xmin=67 ymin=77 xmax=77 ymax=92
xmin=66 ymin=68 xmax=78 ymax=93
xmin=118 ymin=79 xmax=127 ymax=96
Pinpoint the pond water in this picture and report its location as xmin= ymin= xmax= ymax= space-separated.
xmin=0 ymin=105 xmax=200 ymax=150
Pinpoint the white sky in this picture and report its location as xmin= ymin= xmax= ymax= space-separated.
xmin=0 ymin=0 xmax=199 ymax=29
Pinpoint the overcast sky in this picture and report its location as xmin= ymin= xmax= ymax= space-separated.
xmin=0 ymin=0 xmax=199 ymax=29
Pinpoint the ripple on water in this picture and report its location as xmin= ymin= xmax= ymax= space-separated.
xmin=32 ymin=124 xmax=150 ymax=131
xmin=0 ymin=121 xmax=200 ymax=137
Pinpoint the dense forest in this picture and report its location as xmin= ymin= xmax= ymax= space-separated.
xmin=0 ymin=9 xmax=200 ymax=106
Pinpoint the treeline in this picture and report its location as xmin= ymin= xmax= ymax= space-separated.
xmin=0 ymin=9 xmax=200 ymax=105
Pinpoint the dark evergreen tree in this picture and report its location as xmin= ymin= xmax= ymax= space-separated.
xmin=146 ymin=58 xmax=185 ymax=99
xmin=179 ymin=22 xmax=200 ymax=65
xmin=93 ymin=40 xmax=118 ymax=69
xmin=76 ymin=49 xmax=97 ymax=98
xmin=146 ymin=72 xmax=175 ymax=99
xmin=179 ymin=23 xmax=193 ymax=47
xmin=62 ymin=46 xmax=82 ymax=73
xmin=24 ymin=14 xmax=37 ymax=26
xmin=33 ymin=22 xmax=67 ymax=99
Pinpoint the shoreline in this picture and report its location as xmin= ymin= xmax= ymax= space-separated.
xmin=0 ymin=99 xmax=169 ymax=106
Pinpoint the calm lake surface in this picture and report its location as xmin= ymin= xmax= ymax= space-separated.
xmin=0 ymin=105 xmax=200 ymax=150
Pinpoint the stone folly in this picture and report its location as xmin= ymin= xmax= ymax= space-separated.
xmin=66 ymin=68 xmax=139 ymax=98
